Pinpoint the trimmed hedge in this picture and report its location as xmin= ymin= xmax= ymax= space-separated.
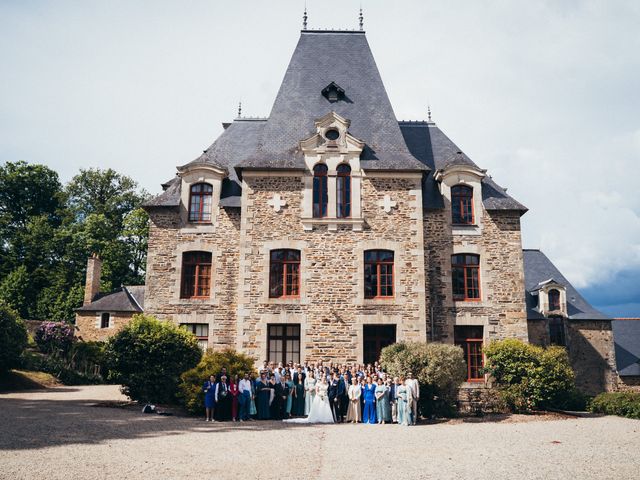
xmin=589 ymin=392 xmax=640 ymax=419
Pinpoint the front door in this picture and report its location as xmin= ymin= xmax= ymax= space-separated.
xmin=363 ymin=324 xmax=396 ymax=364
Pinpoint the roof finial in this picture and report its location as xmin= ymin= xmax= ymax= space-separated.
xmin=428 ymin=104 xmax=432 ymax=122
xmin=359 ymin=7 xmax=364 ymax=31
xmin=303 ymin=5 xmax=308 ymax=30
xmin=237 ymin=101 xmax=242 ymax=118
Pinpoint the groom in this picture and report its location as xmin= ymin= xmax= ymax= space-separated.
xmin=328 ymin=372 xmax=346 ymax=423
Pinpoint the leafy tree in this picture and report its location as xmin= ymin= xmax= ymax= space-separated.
xmin=104 ymin=315 xmax=202 ymax=403
xmin=121 ymin=208 xmax=149 ymax=281
xmin=0 ymin=301 xmax=28 ymax=372
xmin=0 ymin=266 xmax=30 ymax=318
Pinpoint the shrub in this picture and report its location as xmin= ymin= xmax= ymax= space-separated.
xmin=178 ymin=348 xmax=256 ymax=415
xmin=483 ymin=339 xmax=576 ymax=412
xmin=589 ymin=392 xmax=640 ymax=419
xmin=380 ymin=342 xmax=467 ymax=417
xmin=104 ymin=314 xmax=202 ymax=403
xmin=0 ymin=302 xmax=28 ymax=372
xmin=34 ymin=321 xmax=74 ymax=356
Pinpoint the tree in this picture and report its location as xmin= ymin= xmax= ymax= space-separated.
xmin=0 ymin=266 xmax=30 ymax=318
xmin=104 ymin=315 xmax=202 ymax=403
xmin=0 ymin=301 xmax=28 ymax=372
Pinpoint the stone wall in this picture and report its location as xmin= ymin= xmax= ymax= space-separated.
xmin=424 ymin=206 xmax=528 ymax=346
xmin=144 ymin=206 xmax=241 ymax=349
xmin=75 ymin=312 xmax=135 ymax=342
xmin=617 ymin=376 xmax=640 ymax=392
xmin=236 ymin=173 xmax=426 ymax=363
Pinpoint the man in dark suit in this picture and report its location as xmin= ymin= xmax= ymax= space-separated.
xmin=328 ymin=372 xmax=346 ymax=423
xmin=292 ymin=366 xmax=306 ymax=385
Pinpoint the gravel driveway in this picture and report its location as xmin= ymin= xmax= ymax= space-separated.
xmin=1 ymin=385 xmax=638 ymax=480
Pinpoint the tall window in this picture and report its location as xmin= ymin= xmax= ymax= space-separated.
xmin=269 ymin=249 xmax=300 ymax=298
xmin=549 ymin=317 xmax=566 ymax=346
xmin=452 ymin=254 xmax=480 ymax=301
xmin=267 ymin=324 xmax=300 ymax=364
xmin=548 ymin=289 xmax=561 ymax=311
xmin=180 ymin=251 xmax=212 ymax=299
xmin=312 ymin=164 xmax=328 ymax=218
xmin=336 ymin=164 xmax=351 ymax=218
xmin=454 ymin=326 xmax=484 ymax=382
xmin=182 ymin=323 xmax=209 ymax=350
xmin=100 ymin=312 xmax=110 ymax=329
xmin=189 ymin=183 xmax=213 ymax=222
xmin=364 ymin=250 xmax=394 ymax=299
xmin=451 ymin=185 xmax=474 ymax=225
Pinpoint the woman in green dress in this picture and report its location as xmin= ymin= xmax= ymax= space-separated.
xmin=374 ymin=377 xmax=391 ymax=424
xmin=285 ymin=373 xmax=295 ymax=416
xmin=396 ymin=375 xmax=411 ymax=426
xmin=291 ymin=373 xmax=306 ymax=416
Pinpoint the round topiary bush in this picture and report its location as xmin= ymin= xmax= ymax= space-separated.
xmin=380 ymin=341 xmax=467 ymax=417
xmin=178 ymin=348 xmax=256 ymax=415
xmin=34 ymin=321 xmax=74 ymax=356
xmin=104 ymin=314 xmax=202 ymax=404
xmin=0 ymin=301 xmax=28 ymax=372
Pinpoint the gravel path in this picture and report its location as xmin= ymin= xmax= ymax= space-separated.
xmin=1 ymin=385 xmax=638 ymax=480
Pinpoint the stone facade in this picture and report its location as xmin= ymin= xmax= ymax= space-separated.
xmin=75 ymin=312 xmax=134 ymax=342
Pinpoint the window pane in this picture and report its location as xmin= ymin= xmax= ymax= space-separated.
xmin=269 ymin=262 xmax=283 ymax=298
xmin=452 ymin=266 xmax=465 ymax=298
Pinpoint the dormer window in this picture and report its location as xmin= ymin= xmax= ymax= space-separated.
xmin=189 ymin=183 xmax=213 ymax=222
xmin=321 ymin=82 xmax=345 ymax=103
xmin=548 ymin=289 xmax=561 ymax=311
xmin=451 ymin=185 xmax=474 ymax=225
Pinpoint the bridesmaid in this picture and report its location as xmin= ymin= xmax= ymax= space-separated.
xmin=374 ymin=377 xmax=391 ymax=424
xmin=255 ymin=372 xmax=271 ymax=420
xmin=285 ymin=373 xmax=295 ymax=417
xmin=346 ymin=377 xmax=362 ymax=423
xmin=362 ymin=376 xmax=377 ymax=424
xmin=304 ymin=370 xmax=317 ymax=415
xmin=396 ymin=376 xmax=411 ymax=426
xmin=249 ymin=374 xmax=258 ymax=419
xmin=203 ymin=374 xmax=216 ymax=422
xmin=292 ymin=373 xmax=306 ymax=416
xmin=229 ymin=374 xmax=239 ymax=421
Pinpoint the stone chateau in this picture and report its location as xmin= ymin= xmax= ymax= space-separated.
xmin=76 ymin=24 xmax=620 ymax=393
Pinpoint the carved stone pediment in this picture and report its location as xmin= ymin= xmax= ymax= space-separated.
xmin=300 ymin=111 xmax=364 ymax=156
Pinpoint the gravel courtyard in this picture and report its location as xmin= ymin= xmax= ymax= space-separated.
xmin=1 ymin=385 xmax=638 ymax=480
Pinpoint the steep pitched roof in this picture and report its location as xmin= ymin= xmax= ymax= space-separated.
xmin=522 ymin=249 xmax=609 ymax=321
xmin=612 ymin=320 xmax=640 ymax=376
xmin=400 ymin=121 xmax=527 ymax=212
xmin=76 ymin=286 xmax=145 ymax=313
xmin=239 ymin=30 xmax=426 ymax=172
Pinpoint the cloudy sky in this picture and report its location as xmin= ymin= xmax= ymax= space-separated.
xmin=1 ymin=0 xmax=639 ymax=316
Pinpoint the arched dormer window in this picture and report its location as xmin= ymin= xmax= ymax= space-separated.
xmin=336 ymin=164 xmax=351 ymax=218
xmin=451 ymin=185 xmax=474 ymax=225
xmin=312 ymin=164 xmax=328 ymax=218
xmin=548 ymin=289 xmax=561 ymax=311
xmin=189 ymin=183 xmax=213 ymax=222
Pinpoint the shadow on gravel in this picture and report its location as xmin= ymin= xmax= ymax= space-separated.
xmin=0 ymin=397 xmax=321 ymax=451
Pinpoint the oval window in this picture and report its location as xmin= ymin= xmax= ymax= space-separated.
xmin=325 ymin=129 xmax=340 ymax=141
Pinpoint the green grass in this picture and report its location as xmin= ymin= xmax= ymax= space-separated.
xmin=0 ymin=369 xmax=61 ymax=392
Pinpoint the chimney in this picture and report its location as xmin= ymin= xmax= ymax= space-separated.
xmin=83 ymin=254 xmax=102 ymax=305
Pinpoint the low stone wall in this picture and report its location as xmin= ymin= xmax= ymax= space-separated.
xmin=617 ymin=376 xmax=640 ymax=393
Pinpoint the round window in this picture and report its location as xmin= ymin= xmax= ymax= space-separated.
xmin=325 ymin=129 xmax=340 ymax=141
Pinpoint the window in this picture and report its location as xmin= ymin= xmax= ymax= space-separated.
xmin=269 ymin=249 xmax=300 ymax=298
xmin=180 ymin=251 xmax=212 ymax=299
xmin=455 ymin=326 xmax=484 ymax=382
xmin=364 ymin=250 xmax=394 ymax=299
xmin=363 ymin=325 xmax=396 ymax=364
xmin=312 ymin=164 xmax=328 ymax=218
xmin=452 ymin=254 xmax=481 ymax=301
xmin=451 ymin=185 xmax=474 ymax=225
xmin=548 ymin=289 xmax=561 ymax=311
xmin=100 ymin=312 xmax=110 ymax=329
xmin=182 ymin=323 xmax=209 ymax=350
xmin=336 ymin=164 xmax=351 ymax=218
xmin=549 ymin=317 xmax=566 ymax=346
xmin=189 ymin=183 xmax=213 ymax=222
xmin=267 ymin=324 xmax=300 ymax=364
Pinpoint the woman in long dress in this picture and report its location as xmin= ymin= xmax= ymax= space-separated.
xmin=255 ymin=373 xmax=271 ymax=420
xmin=362 ymin=376 xmax=377 ymax=424
xmin=304 ymin=371 xmax=317 ymax=415
xmin=396 ymin=376 xmax=411 ymax=426
xmin=285 ymin=374 xmax=295 ymax=417
xmin=374 ymin=377 xmax=391 ymax=424
xmin=346 ymin=377 xmax=362 ymax=423
xmin=292 ymin=374 xmax=306 ymax=416
xmin=284 ymin=375 xmax=334 ymax=423
xmin=249 ymin=374 xmax=257 ymax=418
xmin=203 ymin=375 xmax=216 ymax=422
xmin=230 ymin=374 xmax=239 ymax=421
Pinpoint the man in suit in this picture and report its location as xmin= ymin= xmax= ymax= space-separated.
xmin=293 ymin=366 xmax=306 ymax=385
xmin=329 ymin=372 xmax=346 ymax=423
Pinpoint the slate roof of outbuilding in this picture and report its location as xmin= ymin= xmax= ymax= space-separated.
xmin=612 ymin=320 xmax=640 ymax=376
xmin=522 ymin=249 xmax=609 ymax=321
xmin=76 ymin=286 xmax=145 ymax=313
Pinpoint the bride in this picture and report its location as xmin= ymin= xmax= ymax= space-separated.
xmin=284 ymin=375 xmax=334 ymax=424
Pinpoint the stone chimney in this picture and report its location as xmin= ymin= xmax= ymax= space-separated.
xmin=83 ymin=254 xmax=102 ymax=305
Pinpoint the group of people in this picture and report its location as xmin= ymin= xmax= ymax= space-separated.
xmin=202 ymin=360 xmax=420 ymax=426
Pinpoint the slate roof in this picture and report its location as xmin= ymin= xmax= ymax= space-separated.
xmin=76 ymin=286 xmax=145 ymax=313
xmin=522 ymin=249 xmax=609 ymax=321
xmin=399 ymin=121 xmax=527 ymax=212
xmin=612 ymin=320 xmax=640 ymax=376
xmin=238 ymin=31 xmax=427 ymax=172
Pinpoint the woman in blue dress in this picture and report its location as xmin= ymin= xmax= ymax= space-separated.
xmin=396 ymin=375 xmax=411 ymax=426
xmin=285 ymin=373 xmax=295 ymax=417
xmin=374 ymin=377 xmax=391 ymax=424
xmin=362 ymin=376 xmax=377 ymax=424
xmin=203 ymin=375 xmax=216 ymax=422
xmin=255 ymin=372 xmax=272 ymax=420
xmin=249 ymin=374 xmax=258 ymax=418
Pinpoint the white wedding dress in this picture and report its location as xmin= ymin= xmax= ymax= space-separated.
xmin=284 ymin=382 xmax=334 ymax=424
